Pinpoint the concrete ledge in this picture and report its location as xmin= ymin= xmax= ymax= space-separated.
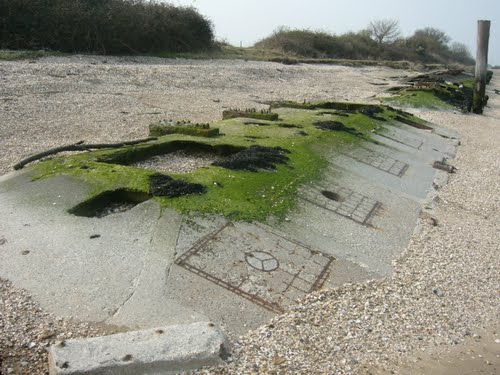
xmin=48 ymin=322 xmax=230 ymax=375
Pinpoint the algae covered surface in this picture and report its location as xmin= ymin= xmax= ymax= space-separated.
xmin=382 ymin=80 xmax=474 ymax=111
xmin=31 ymin=102 xmax=420 ymax=222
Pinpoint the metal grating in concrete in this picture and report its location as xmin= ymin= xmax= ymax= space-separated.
xmin=300 ymin=183 xmax=381 ymax=226
xmin=340 ymin=147 xmax=409 ymax=177
xmin=175 ymin=223 xmax=334 ymax=313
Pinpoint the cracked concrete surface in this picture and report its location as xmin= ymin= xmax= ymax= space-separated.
xmin=107 ymin=208 xmax=208 ymax=329
xmin=0 ymin=172 xmax=193 ymax=327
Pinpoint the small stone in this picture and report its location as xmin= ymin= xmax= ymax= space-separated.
xmin=21 ymin=250 xmax=30 ymax=255
xmin=39 ymin=329 xmax=55 ymax=340
xmin=433 ymin=288 xmax=444 ymax=297
xmin=7 ymin=368 xmax=14 ymax=374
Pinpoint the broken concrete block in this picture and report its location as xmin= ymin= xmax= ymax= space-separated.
xmin=48 ymin=322 xmax=230 ymax=375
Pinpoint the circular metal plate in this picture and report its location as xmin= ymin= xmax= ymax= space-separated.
xmin=245 ymin=251 xmax=279 ymax=272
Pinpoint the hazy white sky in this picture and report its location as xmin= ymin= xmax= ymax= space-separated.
xmin=168 ymin=0 xmax=499 ymax=65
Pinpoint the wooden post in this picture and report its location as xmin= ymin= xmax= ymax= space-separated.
xmin=472 ymin=20 xmax=491 ymax=114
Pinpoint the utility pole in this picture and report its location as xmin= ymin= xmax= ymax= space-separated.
xmin=472 ymin=20 xmax=491 ymax=114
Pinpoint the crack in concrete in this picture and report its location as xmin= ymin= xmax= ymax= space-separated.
xmin=163 ymin=213 xmax=182 ymax=289
xmin=107 ymin=209 xmax=163 ymax=320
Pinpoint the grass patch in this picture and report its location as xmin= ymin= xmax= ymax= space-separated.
xmin=30 ymin=102 xmax=411 ymax=222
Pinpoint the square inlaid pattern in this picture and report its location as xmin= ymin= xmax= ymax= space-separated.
xmin=341 ymin=147 xmax=409 ymax=177
xmin=300 ymin=183 xmax=381 ymax=226
xmin=175 ymin=222 xmax=334 ymax=313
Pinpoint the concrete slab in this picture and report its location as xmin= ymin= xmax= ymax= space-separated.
xmin=48 ymin=322 xmax=229 ymax=375
xmin=0 ymin=172 xmax=199 ymax=328
xmin=106 ymin=209 xmax=209 ymax=329
xmin=277 ymin=170 xmax=421 ymax=276
xmin=0 ymin=112 xmax=459 ymax=341
xmin=375 ymin=122 xmax=457 ymax=159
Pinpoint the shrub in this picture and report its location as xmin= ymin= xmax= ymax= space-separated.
xmin=253 ymin=25 xmax=474 ymax=66
xmin=255 ymin=27 xmax=343 ymax=58
xmin=0 ymin=0 xmax=214 ymax=54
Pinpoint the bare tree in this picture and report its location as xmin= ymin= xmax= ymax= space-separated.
xmin=368 ymin=19 xmax=401 ymax=45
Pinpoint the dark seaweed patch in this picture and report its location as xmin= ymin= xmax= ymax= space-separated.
xmin=314 ymin=121 xmax=363 ymax=136
xmin=433 ymin=85 xmax=473 ymax=112
xmin=69 ymin=189 xmax=151 ymax=218
xmin=149 ymin=173 xmax=206 ymax=198
xmin=244 ymin=135 xmax=268 ymax=139
xmin=314 ymin=120 xmax=347 ymax=131
xmin=358 ymin=106 xmax=387 ymax=121
xmin=277 ymin=123 xmax=303 ymax=129
xmin=212 ymin=145 xmax=290 ymax=172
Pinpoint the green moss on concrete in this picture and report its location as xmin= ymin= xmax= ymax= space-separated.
xmin=222 ymin=109 xmax=279 ymax=121
xmin=383 ymin=90 xmax=455 ymax=110
xmin=31 ymin=102 xmax=407 ymax=222
xmin=149 ymin=123 xmax=219 ymax=137
xmin=383 ymin=81 xmax=473 ymax=111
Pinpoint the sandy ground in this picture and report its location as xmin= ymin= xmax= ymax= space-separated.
xmin=0 ymin=57 xmax=498 ymax=374
xmin=0 ymin=55 xmax=407 ymax=175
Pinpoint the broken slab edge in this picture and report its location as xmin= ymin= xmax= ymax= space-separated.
xmin=48 ymin=321 xmax=230 ymax=375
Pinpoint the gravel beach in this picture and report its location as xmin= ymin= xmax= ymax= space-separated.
xmin=0 ymin=56 xmax=498 ymax=374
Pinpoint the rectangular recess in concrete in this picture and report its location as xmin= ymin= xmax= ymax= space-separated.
xmin=340 ymin=147 xmax=409 ymax=177
xmin=175 ymin=222 xmax=334 ymax=313
xmin=300 ymin=183 xmax=381 ymax=226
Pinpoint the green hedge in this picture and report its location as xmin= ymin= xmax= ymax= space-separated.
xmin=0 ymin=0 xmax=214 ymax=54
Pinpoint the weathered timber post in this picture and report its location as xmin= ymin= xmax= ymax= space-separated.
xmin=473 ymin=20 xmax=491 ymax=114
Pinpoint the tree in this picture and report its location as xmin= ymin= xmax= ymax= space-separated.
xmin=449 ymin=42 xmax=474 ymax=65
xmin=368 ymin=19 xmax=401 ymax=45
xmin=410 ymin=27 xmax=450 ymax=52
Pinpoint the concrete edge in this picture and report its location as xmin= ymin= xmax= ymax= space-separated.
xmin=48 ymin=321 xmax=231 ymax=375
